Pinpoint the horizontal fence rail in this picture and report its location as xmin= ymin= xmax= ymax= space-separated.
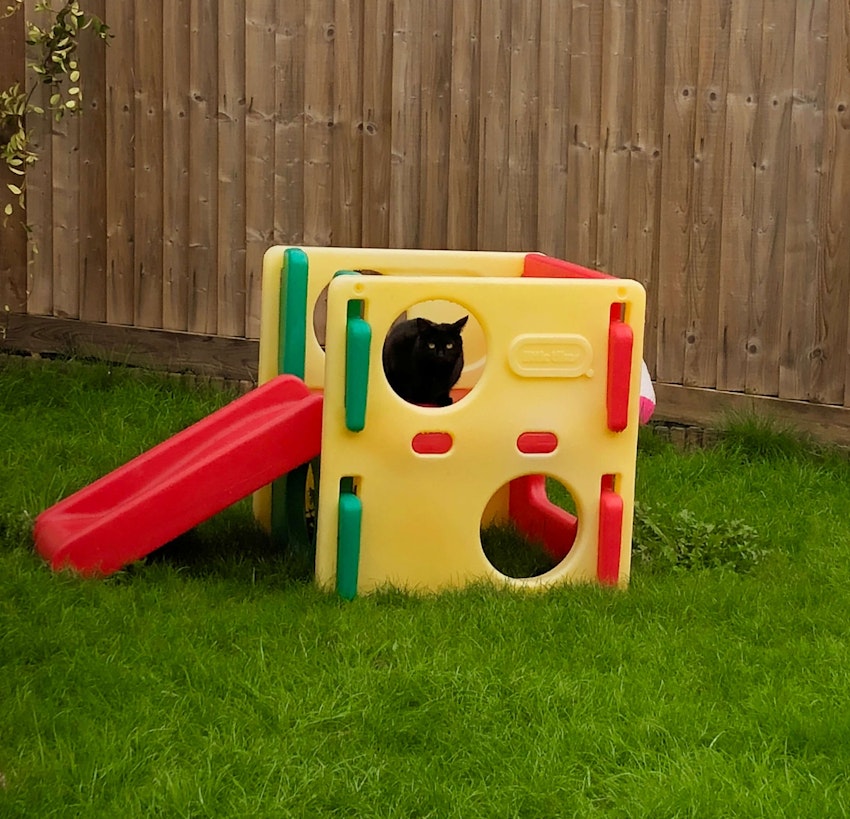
xmin=1 ymin=0 xmax=849 ymax=437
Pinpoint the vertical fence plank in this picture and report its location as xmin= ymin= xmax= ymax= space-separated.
xmin=104 ymin=0 xmax=134 ymax=325
xmin=162 ymin=0 xmax=190 ymax=332
xmin=390 ymin=0 xmax=422 ymax=247
xmin=627 ymin=0 xmax=666 ymax=375
xmin=823 ymin=0 xmax=850 ymax=407
xmin=506 ymin=0 xmax=540 ymax=251
xmin=566 ymin=0 xmax=603 ymax=266
xmin=447 ymin=0 xmax=480 ymax=250
xmin=188 ymin=0 xmax=218 ymax=334
xmin=245 ymin=0 xmax=277 ymax=338
xmin=52 ymin=97 xmax=80 ymax=318
xmin=218 ymin=0 xmax=247 ymax=337
xmin=780 ymin=0 xmax=830 ymax=401
xmin=0 ymin=6 xmax=27 ymax=315
xmin=597 ymin=0 xmax=635 ymax=275
xmin=683 ymin=0 xmax=731 ymax=389
xmin=478 ymin=0 xmax=511 ymax=250
xmin=134 ymin=0 xmax=163 ymax=329
xmin=717 ymin=0 xmax=763 ymax=392
xmin=748 ymin=1 xmax=795 ymax=397
xmin=276 ymin=1 xmax=305 ymax=245
xmin=303 ymin=0 xmax=334 ymax=246
xmin=25 ymin=0 xmax=54 ymax=317
xmin=361 ymin=0 xmax=393 ymax=248
xmin=77 ymin=0 xmax=107 ymax=323
xmin=333 ymin=0 xmax=364 ymax=248
xmin=420 ymin=0 xmax=453 ymax=249
xmin=656 ymin=1 xmax=700 ymax=384
xmin=535 ymin=0 xmax=570 ymax=259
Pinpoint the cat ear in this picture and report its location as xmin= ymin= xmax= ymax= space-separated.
xmin=451 ymin=315 xmax=469 ymax=332
xmin=414 ymin=317 xmax=433 ymax=331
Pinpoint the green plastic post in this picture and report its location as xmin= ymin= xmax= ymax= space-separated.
xmin=345 ymin=305 xmax=371 ymax=433
xmin=337 ymin=481 xmax=362 ymax=601
xmin=278 ymin=247 xmax=309 ymax=379
xmin=272 ymin=247 xmax=311 ymax=556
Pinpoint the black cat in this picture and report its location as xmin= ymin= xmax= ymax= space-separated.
xmin=382 ymin=315 xmax=468 ymax=407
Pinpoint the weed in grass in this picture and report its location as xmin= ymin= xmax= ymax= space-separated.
xmin=632 ymin=500 xmax=767 ymax=573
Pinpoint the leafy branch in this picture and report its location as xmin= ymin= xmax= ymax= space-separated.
xmin=1 ymin=0 xmax=109 ymax=220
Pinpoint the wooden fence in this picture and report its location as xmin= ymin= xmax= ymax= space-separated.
xmin=1 ymin=0 xmax=850 ymax=439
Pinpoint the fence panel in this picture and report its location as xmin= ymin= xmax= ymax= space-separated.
xmin=1 ymin=0 xmax=849 ymax=425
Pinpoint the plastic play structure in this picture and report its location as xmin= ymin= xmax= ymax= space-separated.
xmin=34 ymin=246 xmax=648 ymax=597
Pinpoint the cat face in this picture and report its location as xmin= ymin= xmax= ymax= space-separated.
xmin=413 ymin=316 xmax=468 ymax=367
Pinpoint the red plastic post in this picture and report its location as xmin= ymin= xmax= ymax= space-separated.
xmin=597 ymin=474 xmax=624 ymax=585
xmin=606 ymin=304 xmax=634 ymax=432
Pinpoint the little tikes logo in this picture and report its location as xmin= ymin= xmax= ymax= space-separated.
xmin=508 ymin=334 xmax=593 ymax=378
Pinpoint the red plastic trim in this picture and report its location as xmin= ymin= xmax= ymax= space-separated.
xmin=522 ymin=253 xmax=616 ymax=280
xmin=516 ymin=432 xmax=559 ymax=454
xmin=606 ymin=313 xmax=634 ymax=432
xmin=412 ymin=432 xmax=453 ymax=455
xmin=508 ymin=475 xmax=578 ymax=560
xmin=597 ymin=474 xmax=624 ymax=585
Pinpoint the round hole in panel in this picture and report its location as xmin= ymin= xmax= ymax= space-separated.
xmin=312 ymin=269 xmax=383 ymax=351
xmin=381 ymin=299 xmax=485 ymax=408
xmin=480 ymin=475 xmax=579 ymax=579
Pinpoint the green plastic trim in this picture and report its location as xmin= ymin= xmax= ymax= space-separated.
xmin=345 ymin=313 xmax=371 ymax=432
xmin=272 ymin=247 xmax=310 ymax=553
xmin=337 ymin=483 xmax=362 ymax=601
xmin=279 ymin=247 xmax=309 ymax=379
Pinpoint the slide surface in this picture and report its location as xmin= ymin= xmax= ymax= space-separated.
xmin=34 ymin=375 xmax=323 ymax=575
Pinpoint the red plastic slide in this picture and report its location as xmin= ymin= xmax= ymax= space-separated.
xmin=509 ymin=475 xmax=579 ymax=561
xmin=34 ymin=375 xmax=323 ymax=575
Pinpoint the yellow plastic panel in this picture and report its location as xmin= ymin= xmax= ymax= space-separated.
xmin=257 ymin=246 xmax=527 ymax=390
xmin=315 ymin=274 xmax=645 ymax=594
xmin=254 ymin=247 xmax=527 ymax=530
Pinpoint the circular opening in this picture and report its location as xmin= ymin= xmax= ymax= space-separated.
xmin=381 ymin=299 xmax=485 ymax=407
xmin=480 ymin=475 xmax=579 ymax=579
xmin=312 ymin=269 xmax=383 ymax=350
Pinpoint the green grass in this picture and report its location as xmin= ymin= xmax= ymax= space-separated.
xmin=4 ymin=357 xmax=850 ymax=816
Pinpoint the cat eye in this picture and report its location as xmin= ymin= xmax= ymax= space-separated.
xmin=445 ymin=342 xmax=453 ymax=349
xmin=427 ymin=342 xmax=436 ymax=349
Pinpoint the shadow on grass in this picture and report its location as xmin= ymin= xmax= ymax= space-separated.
xmin=138 ymin=502 xmax=315 ymax=587
xmin=480 ymin=522 xmax=560 ymax=579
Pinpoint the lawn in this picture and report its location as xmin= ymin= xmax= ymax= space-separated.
xmin=2 ymin=356 xmax=850 ymax=817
